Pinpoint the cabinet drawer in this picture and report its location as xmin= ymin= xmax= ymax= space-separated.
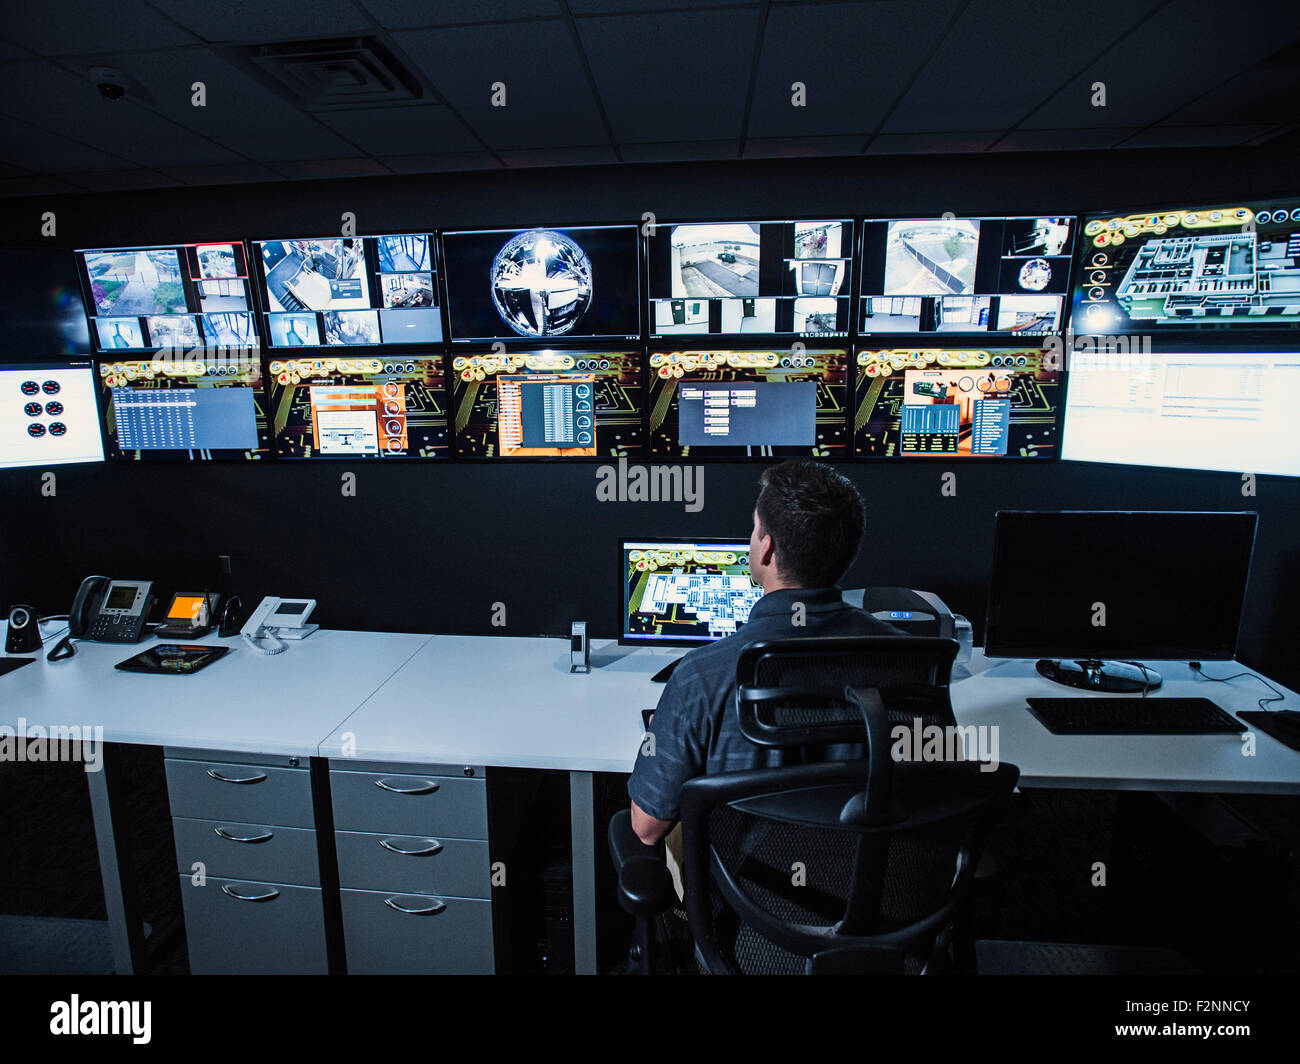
xmin=340 ymin=889 xmax=493 ymax=975
xmin=172 ymin=817 xmax=319 ymax=887
xmin=335 ymin=831 xmax=489 ymax=897
xmin=179 ymin=876 xmax=327 ymax=974
xmin=166 ymin=758 xmax=314 ymax=828
xmin=330 ymin=769 xmax=487 ymax=837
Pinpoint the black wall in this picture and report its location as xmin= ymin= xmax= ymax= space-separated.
xmin=2 ymin=145 xmax=1298 ymax=689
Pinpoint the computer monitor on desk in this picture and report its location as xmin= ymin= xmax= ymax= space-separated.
xmin=984 ymin=511 xmax=1257 ymax=692
xmin=619 ymin=538 xmax=762 ymax=681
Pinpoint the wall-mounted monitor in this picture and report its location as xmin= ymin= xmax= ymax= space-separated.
xmin=1062 ymin=349 xmax=1300 ymax=477
xmin=76 ymin=243 xmax=256 ymax=353
xmin=252 ymin=234 xmax=442 ymax=348
xmin=1 ymin=360 xmax=104 ymax=468
xmin=1073 ymin=198 xmax=1300 ymax=336
xmin=0 ymin=248 xmax=92 ymax=360
xmin=649 ymin=348 xmax=849 ymax=458
xmin=451 ymin=349 xmax=643 ymax=458
xmin=96 ymin=355 xmax=270 ymax=461
xmin=854 ymin=347 xmax=1061 ymax=458
xmin=441 ymin=225 xmax=639 ymax=343
xmin=859 ymin=216 xmax=1075 ymax=337
xmin=267 ymin=355 xmax=449 ymax=459
xmin=647 ymin=219 xmax=853 ymax=339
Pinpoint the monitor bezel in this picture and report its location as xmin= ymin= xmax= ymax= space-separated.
xmin=982 ymin=509 xmax=1258 ymax=661
xmin=618 ymin=535 xmax=757 ymax=649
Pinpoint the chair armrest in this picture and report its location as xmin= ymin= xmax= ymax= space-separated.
xmin=608 ymin=809 xmax=675 ymax=917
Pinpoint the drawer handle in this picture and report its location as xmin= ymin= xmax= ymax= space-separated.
xmin=383 ymin=897 xmax=446 ymax=915
xmin=206 ymin=769 xmax=268 ymax=785
xmin=379 ymin=838 xmax=443 ymax=857
xmin=213 ymin=827 xmax=274 ymax=844
xmin=374 ymin=778 xmax=439 ymax=795
xmin=221 ymin=884 xmax=280 ymax=902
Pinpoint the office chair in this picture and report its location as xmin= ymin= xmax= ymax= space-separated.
xmin=610 ymin=636 xmax=1019 ymax=974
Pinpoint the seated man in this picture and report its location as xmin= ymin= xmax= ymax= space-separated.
xmin=628 ymin=458 xmax=902 ymax=863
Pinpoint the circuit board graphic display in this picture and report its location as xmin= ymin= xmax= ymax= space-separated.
xmin=451 ymin=349 xmax=643 ymax=457
xmin=622 ymin=541 xmax=761 ymax=645
xmin=268 ymin=355 xmax=449 ymax=458
xmin=854 ymin=348 xmax=1061 ymax=458
xmin=1074 ymin=199 xmax=1300 ymax=334
xmin=649 ymin=348 xmax=849 ymax=458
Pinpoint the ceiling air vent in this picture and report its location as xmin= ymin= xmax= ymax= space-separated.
xmin=241 ymin=37 xmax=423 ymax=110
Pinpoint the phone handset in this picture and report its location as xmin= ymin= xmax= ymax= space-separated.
xmin=241 ymin=596 xmax=287 ymax=656
xmin=47 ymin=575 xmax=110 ymax=662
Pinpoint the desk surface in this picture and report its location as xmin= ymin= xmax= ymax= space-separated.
xmin=4 ymin=624 xmax=1299 ymax=792
xmin=0 ymin=623 xmax=430 ymax=757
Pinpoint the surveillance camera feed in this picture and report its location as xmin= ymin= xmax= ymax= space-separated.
xmin=859 ymin=216 xmax=1075 ymax=336
xmin=267 ymin=354 xmax=450 ymax=459
xmin=621 ymin=539 xmax=762 ymax=647
xmin=648 ymin=220 xmax=853 ymax=338
xmin=441 ymin=225 xmax=640 ymax=343
xmin=1072 ymin=197 xmax=1300 ymax=335
xmin=76 ymin=242 xmax=257 ymax=353
xmin=451 ymin=349 xmax=643 ymax=458
xmin=854 ymin=347 xmax=1062 ymax=458
xmin=649 ymin=348 xmax=849 ymax=458
xmin=96 ymin=355 xmax=271 ymax=461
xmin=253 ymin=234 xmax=442 ymax=347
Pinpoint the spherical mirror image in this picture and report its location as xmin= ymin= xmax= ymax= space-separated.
xmin=490 ymin=229 xmax=592 ymax=336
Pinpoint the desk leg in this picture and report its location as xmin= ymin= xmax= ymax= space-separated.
xmin=569 ymin=770 xmax=597 ymax=975
xmin=86 ymin=744 xmax=145 ymax=975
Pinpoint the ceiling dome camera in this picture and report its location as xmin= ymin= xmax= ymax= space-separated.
xmin=98 ymin=81 xmax=125 ymax=101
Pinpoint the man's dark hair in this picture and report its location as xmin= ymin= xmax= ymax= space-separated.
xmin=755 ymin=459 xmax=865 ymax=588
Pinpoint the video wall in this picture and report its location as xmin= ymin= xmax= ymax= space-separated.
xmin=0 ymin=195 xmax=1294 ymax=475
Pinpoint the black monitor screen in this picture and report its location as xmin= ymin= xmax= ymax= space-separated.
xmin=650 ymin=348 xmax=849 ymax=458
xmin=253 ymin=234 xmax=442 ymax=348
xmin=859 ymin=216 xmax=1075 ymax=337
xmin=984 ymin=511 xmax=1257 ymax=661
xmin=268 ymin=354 xmax=450 ymax=459
xmin=620 ymin=538 xmax=762 ymax=647
xmin=441 ymin=225 xmax=639 ymax=343
xmin=855 ymin=347 xmax=1061 ymax=458
xmin=647 ymin=219 xmax=853 ymax=339
xmin=77 ymin=243 xmax=256 ymax=353
xmin=451 ymin=349 xmax=643 ymax=458
xmin=1073 ymin=197 xmax=1300 ymax=336
xmin=0 ymin=248 xmax=92 ymax=359
xmin=97 ymin=354 xmax=270 ymax=461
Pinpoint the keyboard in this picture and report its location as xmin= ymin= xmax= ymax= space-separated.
xmin=1026 ymin=697 xmax=1245 ymax=735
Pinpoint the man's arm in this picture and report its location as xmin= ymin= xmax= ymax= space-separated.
xmin=630 ymin=800 xmax=674 ymax=846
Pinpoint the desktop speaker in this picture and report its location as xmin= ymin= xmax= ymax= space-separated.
xmin=5 ymin=605 xmax=42 ymax=654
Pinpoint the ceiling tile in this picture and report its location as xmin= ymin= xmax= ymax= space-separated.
xmin=157 ymin=162 xmax=285 ymax=185
xmin=884 ymin=0 xmax=1164 ymax=134
xmin=361 ymin=0 xmax=561 ymax=29
xmin=1 ymin=1 xmax=197 ymax=56
xmin=0 ymin=61 xmax=241 ymax=167
xmin=380 ymin=151 xmax=503 ymax=172
xmin=989 ymin=127 xmax=1140 ymax=152
xmin=577 ymin=8 xmax=760 ymax=142
xmin=620 ymin=140 xmax=738 ymax=162
xmin=269 ymin=157 xmax=394 ymax=180
xmin=741 ymin=134 xmax=865 ymax=158
xmin=867 ymin=130 xmax=1000 ymax=154
xmin=500 ymin=145 xmax=620 ymax=166
xmin=1024 ymin=0 xmax=1300 ymax=129
xmin=69 ymin=169 xmax=184 ymax=191
xmin=750 ymin=0 xmax=960 ymax=138
xmin=1162 ymin=67 xmax=1300 ymax=126
xmin=0 ymin=175 xmax=86 ymax=197
xmin=1120 ymin=124 xmax=1279 ymax=148
xmin=395 ymin=22 xmax=608 ymax=150
xmin=157 ymin=0 xmax=374 ymax=43
xmin=87 ymin=49 xmax=362 ymax=163
xmin=571 ymin=0 xmax=745 ymax=11
xmin=0 ymin=41 xmax=33 ymax=61
xmin=319 ymin=105 xmax=482 ymax=156
xmin=0 ymin=113 xmax=133 ymax=173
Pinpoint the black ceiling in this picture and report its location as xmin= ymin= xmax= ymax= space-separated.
xmin=1 ymin=0 xmax=1298 ymax=199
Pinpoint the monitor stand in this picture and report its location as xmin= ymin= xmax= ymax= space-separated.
xmin=1036 ymin=658 xmax=1162 ymax=693
xmin=651 ymin=657 xmax=683 ymax=684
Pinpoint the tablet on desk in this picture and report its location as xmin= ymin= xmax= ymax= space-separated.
xmin=116 ymin=644 xmax=230 ymax=675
